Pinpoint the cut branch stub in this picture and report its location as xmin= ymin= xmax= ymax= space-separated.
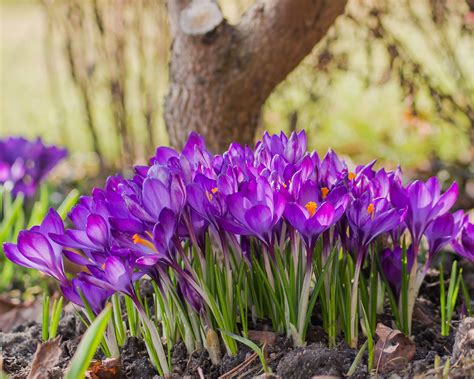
xmin=179 ymin=0 xmax=223 ymax=35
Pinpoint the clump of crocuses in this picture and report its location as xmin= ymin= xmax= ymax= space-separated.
xmin=0 ymin=137 xmax=67 ymax=197
xmin=3 ymin=131 xmax=472 ymax=374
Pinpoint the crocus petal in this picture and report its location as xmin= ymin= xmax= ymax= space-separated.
xmin=63 ymin=249 xmax=91 ymax=266
xmin=109 ymin=217 xmax=144 ymax=234
xmin=245 ymin=204 xmax=273 ymax=238
xmin=3 ymin=242 xmax=45 ymax=272
xmin=313 ymin=202 xmax=335 ymax=227
xmin=86 ymin=214 xmax=109 ymax=246
xmin=40 ymin=209 xmax=64 ymax=235
xmin=17 ymin=231 xmax=55 ymax=268
xmin=433 ymin=182 xmax=458 ymax=217
xmin=284 ymin=203 xmax=308 ymax=232
xmin=143 ymin=178 xmax=170 ymax=219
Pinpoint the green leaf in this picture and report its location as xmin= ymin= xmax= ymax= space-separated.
xmin=0 ymin=193 xmax=24 ymax=242
xmin=42 ymin=294 xmax=50 ymax=341
xmin=220 ymin=330 xmax=272 ymax=374
xmin=49 ymin=296 xmax=64 ymax=339
xmin=65 ymin=304 xmax=112 ymax=379
xmin=57 ymin=189 xmax=80 ymax=220
xmin=346 ymin=340 xmax=368 ymax=377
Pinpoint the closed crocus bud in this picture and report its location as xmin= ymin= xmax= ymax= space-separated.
xmin=178 ymin=275 xmax=203 ymax=313
xmin=3 ymin=209 xmax=68 ymax=285
xmin=452 ymin=222 xmax=474 ymax=261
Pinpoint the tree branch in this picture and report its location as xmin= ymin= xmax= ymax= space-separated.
xmin=236 ymin=0 xmax=348 ymax=101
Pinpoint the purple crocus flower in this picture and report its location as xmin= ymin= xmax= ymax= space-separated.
xmin=256 ymin=130 xmax=308 ymax=166
xmin=424 ymin=210 xmax=465 ymax=260
xmin=0 ymin=137 xmax=67 ymax=197
xmin=223 ymin=178 xmax=286 ymax=246
xmin=347 ymin=193 xmax=407 ymax=251
xmin=452 ymin=222 xmax=474 ymax=261
xmin=380 ymin=245 xmax=415 ymax=296
xmin=3 ymin=209 xmax=68 ymax=284
xmin=62 ymin=278 xmax=113 ymax=315
xmin=82 ymin=256 xmax=142 ymax=300
xmin=284 ymin=180 xmax=349 ymax=252
xmin=319 ymin=149 xmax=348 ymax=189
xmin=178 ymin=273 xmax=204 ymax=313
xmin=390 ymin=177 xmax=458 ymax=247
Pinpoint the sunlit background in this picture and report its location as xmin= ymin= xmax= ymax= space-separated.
xmin=1 ymin=0 xmax=473 ymax=206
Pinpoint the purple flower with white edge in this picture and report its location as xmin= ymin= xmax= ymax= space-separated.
xmin=390 ymin=177 xmax=458 ymax=248
xmin=380 ymin=245 xmax=415 ymax=296
xmin=452 ymin=222 xmax=474 ymax=261
xmin=347 ymin=193 xmax=407 ymax=252
xmin=82 ymin=256 xmax=142 ymax=300
xmin=223 ymin=177 xmax=286 ymax=246
xmin=62 ymin=278 xmax=113 ymax=315
xmin=284 ymin=180 xmax=349 ymax=252
xmin=178 ymin=273 xmax=204 ymax=313
xmin=0 ymin=137 xmax=67 ymax=197
xmin=424 ymin=210 xmax=465 ymax=261
xmin=319 ymin=149 xmax=348 ymax=189
xmin=3 ymin=209 xmax=68 ymax=284
xmin=256 ymin=130 xmax=308 ymax=167
xmin=50 ymin=212 xmax=112 ymax=267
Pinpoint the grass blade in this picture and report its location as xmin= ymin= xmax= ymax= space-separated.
xmin=65 ymin=304 xmax=112 ymax=379
xmin=57 ymin=189 xmax=80 ymax=220
xmin=220 ymin=330 xmax=271 ymax=374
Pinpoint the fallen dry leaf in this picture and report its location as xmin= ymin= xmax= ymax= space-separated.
xmin=86 ymin=358 xmax=123 ymax=379
xmin=248 ymin=330 xmax=277 ymax=346
xmin=27 ymin=337 xmax=62 ymax=379
xmin=0 ymin=300 xmax=42 ymax=332
xmin=374 ymin=323 xmax=416 ymax=374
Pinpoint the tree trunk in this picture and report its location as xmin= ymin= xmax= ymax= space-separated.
xmin=165 ymin=0 xmax=347 ymax=153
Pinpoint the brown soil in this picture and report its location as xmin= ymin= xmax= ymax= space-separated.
xmin=0 ymin=269 xmax=470 ymax=378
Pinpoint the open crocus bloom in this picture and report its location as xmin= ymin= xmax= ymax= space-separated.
xmin=284 ymin=199 xmax=335 ymax=252
xmin=347 ymin=193 xmax=407 ymax=250
xmin=390 ymin=178 xmax=458 ymax=246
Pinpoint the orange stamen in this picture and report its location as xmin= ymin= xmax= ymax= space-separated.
xmin=367 ymin=203 xmax=375 ymax=218
xmin=321 ymin=187 xmax=329 ymax=199
xmin=133 ymin=233 xmax=156 ymax=251
xmin=348 ymin=172 xmax=356 ymax=181
xmin=305 ymin=201 xmax=318 ymax=217
xmin=211 ymin=187 xmax=218 ymax=194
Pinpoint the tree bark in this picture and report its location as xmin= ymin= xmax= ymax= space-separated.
xmin=165 ymin=0 xmax=347 ymax=153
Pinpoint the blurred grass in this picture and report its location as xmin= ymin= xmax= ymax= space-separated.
xmin=1 ymin=2 xmax=76 ymax=144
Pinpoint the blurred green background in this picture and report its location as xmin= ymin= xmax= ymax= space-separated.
xmin=1 ymin=0 xmax=473 ymax=201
